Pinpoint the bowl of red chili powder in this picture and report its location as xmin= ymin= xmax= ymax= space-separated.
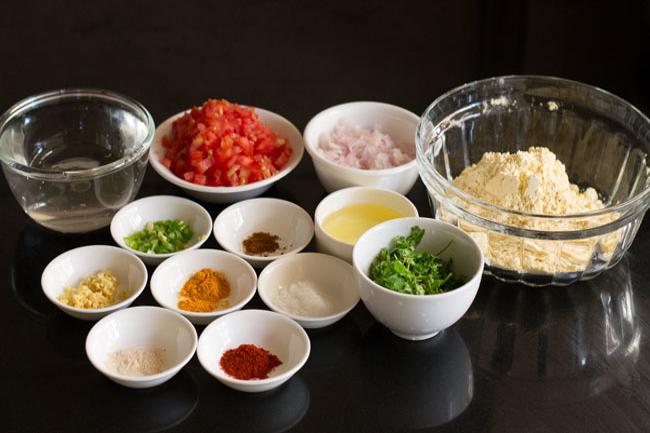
xmin=149 ymin=99 xmax=304 ymax=204
xmin=197 ymin=309 xmax=310 ymax=393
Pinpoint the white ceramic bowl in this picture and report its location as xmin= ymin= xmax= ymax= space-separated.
xmin=314 ymin=186 xmax=419 ymax=263
xmin=303 ymin=101 xmax=419 ymax=194
xmin=110 ymin=195 xmax=213 ymax=265
xmin=41 ymin=245 xmax=148 ymax=321
xmin=197 ymin=309 xmax=310 ymax=393
xmin=352 ymin=217 xmax=484 ymax=341
xmin=85 ymin=306 xmax=197 ymax=389
xmin=150 ymin=249 xmax=257 ymax=325
xmin=149 ymin=108 xmax=304 ymax=203
xmin=258 ymin=253 xmax=359 ymax=328
xmin=213 ymin=198 xmax=314 ymax=268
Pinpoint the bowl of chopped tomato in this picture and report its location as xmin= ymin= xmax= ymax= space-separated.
xmin=149 ymin=99 xmax=304 ymax=203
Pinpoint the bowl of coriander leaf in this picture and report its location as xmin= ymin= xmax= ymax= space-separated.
xmin=352 ymin=217 xmax=483 ymax=340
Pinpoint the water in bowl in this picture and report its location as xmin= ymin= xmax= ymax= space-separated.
xmin=4 ymin=141 xmax=147 ymax=233
xmin=1 ymin=106 xmax=150 ymax=233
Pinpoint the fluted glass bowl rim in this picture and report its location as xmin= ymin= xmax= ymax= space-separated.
xmin=416 ymin=75 xmax=650 ymax=230
xmin=0 ymin=88 xmax=155 ymax=181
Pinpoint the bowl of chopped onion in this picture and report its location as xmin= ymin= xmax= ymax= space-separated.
xmin=149 ymin=99 xmax=304 ymax=204
xmin=303 ymin=101 xmax=419 ymax=194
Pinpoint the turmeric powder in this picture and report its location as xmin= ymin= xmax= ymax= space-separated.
xmin=178 ymin=268 xmax=230 ymax=312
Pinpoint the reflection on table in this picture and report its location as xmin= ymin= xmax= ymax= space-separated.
xmin=351 ymin=325 xmax=473 ymax=430
xmin=466 ymin=257 xmax=639 ymax=404
xmin=196 ymin=374 xmax=310 ymax=433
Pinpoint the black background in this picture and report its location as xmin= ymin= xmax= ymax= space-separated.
xmin=2 ymin=1 xmax=650 ymax=432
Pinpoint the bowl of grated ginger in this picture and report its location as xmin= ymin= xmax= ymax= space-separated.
xmin=41 ymin=245 xmax=148 ymax=320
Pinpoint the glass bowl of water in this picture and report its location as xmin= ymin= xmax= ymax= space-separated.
xmin=0 ymin=89 xmax=154 ymax=233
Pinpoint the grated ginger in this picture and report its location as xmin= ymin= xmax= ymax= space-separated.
xmin=58 ymin=270 xmax=127 ymax=309
xmin=449 ymin=147 xmax=619 ymax=274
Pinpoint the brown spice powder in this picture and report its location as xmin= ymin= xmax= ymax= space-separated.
xmin=242 ymin=232 xmax=282 ymax=256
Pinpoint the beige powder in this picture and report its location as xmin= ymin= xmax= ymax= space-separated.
xmin=449 ymin=147 xmax=618 ymax=274
xmin=107 ymin=347 xmax=166 ymax=377
xmin=453 ymin=147 xmax=604 ymax=215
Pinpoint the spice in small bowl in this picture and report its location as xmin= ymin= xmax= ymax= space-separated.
xmin=197 ymin=309 xmax=310 ymax=393
xmin=150 ymin=249 xmax=257 ymax=325
xmin=267 ymin=279 xmax=339 ymax=318
xmin=214 ymin=198 xmax=314 ymax=268
xmin=258 ymin=253 xmax=360 ymax=329
xmin=107 ymin=346 xmax=166 ymax=377
xmin=219 ymin=344 xmax=282 ymax=380
xmin=242 ymin=231 xmax=291 ymax=257
xmin=85 ymin=306 xmax=197 ymax=388
xmin=177 ymin=268 xmax=231 ymax=312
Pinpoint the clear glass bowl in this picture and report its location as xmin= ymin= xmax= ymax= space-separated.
xmin=0 ymin=89 xmax=154 ymax=233
xmin=416 ymin=76 xmax=650 ymax=286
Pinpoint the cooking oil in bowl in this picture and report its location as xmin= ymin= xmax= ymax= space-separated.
xmin=322 ymin=203 xmax=404 ymax=244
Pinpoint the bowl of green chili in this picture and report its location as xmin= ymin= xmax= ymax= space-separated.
xmin=352 ymin=217 xmax=484 ymax=341
xmin=111 ymin=195 xmax=213 ymax=265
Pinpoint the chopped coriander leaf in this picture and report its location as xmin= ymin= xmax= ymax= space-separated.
xmin=124 ymin=219 xmax=194 ymax=254
xmin=369 ymin=226 xmax=463 ymax=295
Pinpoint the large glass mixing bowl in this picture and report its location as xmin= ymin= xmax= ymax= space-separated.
xmin=416 ymin=76 xmax=650 ymax=286
xmin=0 ymin=89 xmax=154 ymax=233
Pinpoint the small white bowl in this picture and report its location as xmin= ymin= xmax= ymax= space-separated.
xmin=352 ymin=217 xmax=484 ymax=341
xmin=41 ymin=245 xmax=148 ymax=321
xmin=258 ymin=253 xmax=359 ymax=328
xmin=150 ymin=249 xmax=257 ymax=325
xmin=303 ymin=101 xmax=419 ymax=194
xmin=213 ymin=198 xmax=314 ymax=268
xmin=85 ymin=306 xmax=197 ymax=388
xmin=149 ymin=108 xmax=304 ymax=203
xmin=314 ymin=186 xmax=419 ymax=263
xmin=197 ymin=309 xmax=310 ymax=393
xmin=110 ymin=195 xmax=212 ymax=266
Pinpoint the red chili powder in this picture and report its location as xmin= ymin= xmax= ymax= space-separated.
xmin=220 ymin=344 xmax=282 ymax=380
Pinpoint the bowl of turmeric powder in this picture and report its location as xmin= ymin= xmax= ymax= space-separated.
xmin=150 ymin=249 xmax=257 ymax=325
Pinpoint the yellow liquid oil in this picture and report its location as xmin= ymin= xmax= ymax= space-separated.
xmin=322 ymin=203 xmax=404 ymax=244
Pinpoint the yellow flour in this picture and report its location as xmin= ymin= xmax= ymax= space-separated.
xmin=449 ymin=147 xmax=618 ymax=274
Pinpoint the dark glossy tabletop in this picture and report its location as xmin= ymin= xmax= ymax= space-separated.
xmin=2 ymin=1 xmax=650 ymax=432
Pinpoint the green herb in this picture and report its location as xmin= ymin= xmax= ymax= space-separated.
xmin=124 ymin=219 xmax=194 ymax=254
xmin=369 ymin=226 xmax=463 ymax=295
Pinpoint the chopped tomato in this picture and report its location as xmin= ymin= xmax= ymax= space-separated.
xmin=161 ymin=99 xmax=292 ymax=187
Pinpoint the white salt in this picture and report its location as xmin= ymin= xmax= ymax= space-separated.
xmin=271 ymin=280 xmax=337 ymax=317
